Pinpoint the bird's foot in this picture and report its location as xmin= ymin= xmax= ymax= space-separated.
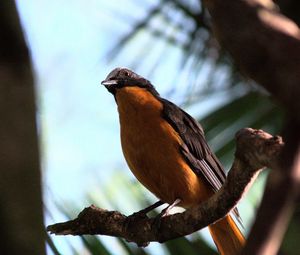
xmin=124 ymin=200 xmax=164 ymax=230
xmin=151 ymin=198 xmax=181 ymax=231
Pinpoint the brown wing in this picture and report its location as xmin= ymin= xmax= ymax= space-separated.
xmin=162 ymin=99 xmax=242 ymax=224
xmin=162 ymin=99 xmax=226 ymax=191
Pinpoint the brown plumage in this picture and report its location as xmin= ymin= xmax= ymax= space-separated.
xmin=102 ymin=67 xmax=245 ymax=255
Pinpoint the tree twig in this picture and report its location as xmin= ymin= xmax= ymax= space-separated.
xmin=47 ymin=128 xmax=283 ymax=247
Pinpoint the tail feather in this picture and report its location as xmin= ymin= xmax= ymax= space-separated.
xmin=208 ymin=215 xmax=245 ymax=255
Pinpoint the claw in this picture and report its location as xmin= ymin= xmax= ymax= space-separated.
xmin=161 ymin=198 xmax=181 ymax=217
xmin=152 ymin=198 xmax=181 ymax=230
xmin=124 ymin=200 xmax=164 ymax=230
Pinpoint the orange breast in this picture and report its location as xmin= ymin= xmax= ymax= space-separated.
xmin=115 ymin=87 xmax=212 ymax=207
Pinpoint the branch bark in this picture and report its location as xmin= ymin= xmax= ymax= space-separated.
xmin=47 ymin=128 xmax=283 ymax=247
xmin=201 ymin=0 xmax=300 ymax=254
xmin=243 ymin=122 xmax=300 ymax=255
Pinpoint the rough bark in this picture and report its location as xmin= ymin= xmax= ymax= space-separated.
xmin=47 ymin=128 xmax=283 ymax=247
xmin=202 ymin=1 xmax=300 ymax=254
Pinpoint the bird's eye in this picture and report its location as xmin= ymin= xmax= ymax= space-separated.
xmin=124 ymin=71 xmax=129 ymax=77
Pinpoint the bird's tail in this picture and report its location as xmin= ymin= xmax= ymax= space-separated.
xmin=208 ymin=215 xmax=245 ymax=255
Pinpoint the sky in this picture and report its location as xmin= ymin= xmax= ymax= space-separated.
xmin=17 ymin=0 xmax=167 ymax=202
xmin=16 ymin=1 xmax=203 ymax=254
xmin=16 ymin=0 xmax=260 ymax=254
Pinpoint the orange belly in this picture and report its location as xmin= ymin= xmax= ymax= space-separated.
xmin=116 ymin=87 xmax=212 ymax=207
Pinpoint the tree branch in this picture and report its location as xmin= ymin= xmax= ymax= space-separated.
xmin=0 ymin=2 xmax=45 ymax=254
xmin=243 ymin=122 xmax=300 ymax=255
xmin=203 ymin=0 xmax=300 ymax=121
xmin=201 ymin=1 xmax=300 ymax=254
xmin=47 ymin=128 xmax=283 ymax=247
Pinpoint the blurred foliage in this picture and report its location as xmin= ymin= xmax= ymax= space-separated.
xmin=108 ymin=0 xmax=246 ymax=97
xmin=47 ymin=0 xmax=300 ymax=254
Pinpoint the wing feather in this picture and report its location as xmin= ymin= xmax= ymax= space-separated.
xmin=162 ymin=99 xmax=242 ymax=224
xmin=162 ymin=99 xmax=226 ymax=191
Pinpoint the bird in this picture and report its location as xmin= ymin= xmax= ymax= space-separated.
xmin=101 ymin=67 xmax=245 ymax=255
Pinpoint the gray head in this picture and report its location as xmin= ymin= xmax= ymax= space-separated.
xmin=101 ymin=67 xmax=159 ymax=96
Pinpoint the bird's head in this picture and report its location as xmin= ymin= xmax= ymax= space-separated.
xmin=101 ymin=67 xmax=159 ymax=96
